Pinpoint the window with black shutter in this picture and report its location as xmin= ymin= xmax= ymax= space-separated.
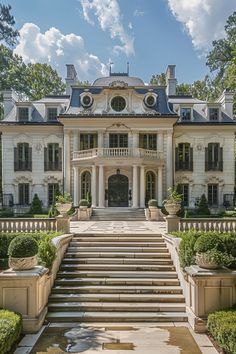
xmin=44 ymin=143 xmax=62 ymax=171
xmin=175 ymin=143 xmax=193 ymax=171
xmin=14 ymin=143 xmax=32 ymax=171
xmin=205 ymin=143 xmax=223 ymax=171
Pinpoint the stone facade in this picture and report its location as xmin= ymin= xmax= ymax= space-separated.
xmin=0 ymin=64 xmax=235 ymax=211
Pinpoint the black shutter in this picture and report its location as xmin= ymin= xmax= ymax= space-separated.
xmin=44 ymin=147 xmax=48 ymax=171
xmin=28 ymin=147 xmax=32 ymax=171
xmin=175 ymin=147 xmax=179 ymax=171
xmin=190 ymin=147 xmax=193 ymax=171
xmin=14 ymin=147 xmax=19 ymax=171
xmin=220 ymin=147 xmax=223 ymax=171
xmin=205 ymin=147 xmax=208 ymax=171
xmin=59 ymin=147 xmax=62 ymax=171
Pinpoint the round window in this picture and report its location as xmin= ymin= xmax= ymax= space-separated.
xmin=81 ymin=94 xmax=93 ymax=108
xmin=111 ymin=96 xmax=126 ymax=112
xmin=144 ymin=94 xmax=157 ymax=108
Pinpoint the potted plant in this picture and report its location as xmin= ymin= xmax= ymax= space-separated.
xmin=78 ymin=199 xmax=89 ymax=209
xmin=8 ymin=235 xmax=38 ymax=270
xmin=55 ymin=193 xmax=72 ymax=216
xmin=163 ymin=187 xmax=182 ymax=216
xmin=194 ymin=234 xmax=227 ymax=269
xmin=148 ymin=199 xmax=158 ymax=209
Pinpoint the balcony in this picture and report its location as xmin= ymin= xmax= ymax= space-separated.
xmin=73 ymin=148 xmax=164 ymax=163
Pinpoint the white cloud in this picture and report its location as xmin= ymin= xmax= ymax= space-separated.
xmin=14 ymin=23 xmax=107 ymax=81
xmin=167 ymin=0 xmax=236 ymax=50
xmin=80 ymin=0 xmax=134 ymax=56
xmin=133 ymin=9 xmax=145 ymax=17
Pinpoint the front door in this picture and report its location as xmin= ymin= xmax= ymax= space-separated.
xmin=108 ymin=174 xmax=129 ymax=207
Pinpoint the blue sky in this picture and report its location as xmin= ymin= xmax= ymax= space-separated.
xmin=2 ymin=0 xmax=236 ymax=84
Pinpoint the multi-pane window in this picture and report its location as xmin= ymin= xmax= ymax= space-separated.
xmin=47 ymin=108 xmax=58 ymax=121
xmin=139 ymin=134 xmax=157 ymax=150
xmin=14 ymin=143 xmax=32 ymax=171
xmin=180 ymin=108 xmax=191 ymax=121
xmin=205 ymin=143 xmax=223 ymax=171
xmin=18 ymin=107 xmax=29 ymax=122
xmin=179 ymin=184 xmax=189 ymax=207
xmin=175 ymin=143 xmax=193 ymax=171
xmin=109 ymin=134 xmax=128 ymax=148
xmin=81 ymin=171 xmax=91 ymax=199
xmin=209 ymin=108 xmax=219 ymax=121
xmin=146 ymin=171 xmax=156 ymax=203
xmin=19 ymin=183 xmax=29 ymax=205
xmin=80 ymin=134 xmax=98 ymax=150
xmin=44 ymin=143 xmax=62 ymax=171
xmin=208 ymin=184 xmax=218 ymax=206
xmin=48 ymin=183 xmax=59 ymax=206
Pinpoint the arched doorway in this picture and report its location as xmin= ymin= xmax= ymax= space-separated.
xmin=108 ymin=174 xmax=129 ymax=207
xmin=146 ymin=171 xmax=156 ymax=205
xmin=81 ymin=171 xmax=91 ymax=199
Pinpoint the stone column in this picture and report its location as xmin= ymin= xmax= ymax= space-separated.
xmin=132 ymin=132 xmax=139 ymax=148
xmin=166 ymin=131 xmax=173 ymax=190
xmin=73 ymin=130 xmax=79 ymax=151
xmin=91 ymin=165 xmax=97 ymax=208
xmin=158 ymin=166 xmax=163 ymax=206
xmin=132 ymin=165 xmax=138 ymax=208
xmin=157 ymin=131 xmax=164 ymax=151
xmin=140 ymin=166 xmax=145 ymax=208
xmin=98 ymin=165 xmax=105 ymax=208
xmin=73 ymin=166 xmax=78 ymax=206
xmin=98 ymin=131 xmax=104 ymax=148
xmin=63 ymin=132 xmax=70 ymax=193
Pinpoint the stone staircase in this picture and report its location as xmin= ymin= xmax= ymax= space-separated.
xmin=47 ymin=233 xmax=187 ymax=323
xmin=91 ymin=208 xmax=146 ymax=221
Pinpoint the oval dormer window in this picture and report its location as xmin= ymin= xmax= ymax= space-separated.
xmin=111 ymin=96 xmax=126 ymax=112
xmin=144 ymin=94 xmax=157 ymax=108
xmin=81 ymin=94 xmax=93 ymax=108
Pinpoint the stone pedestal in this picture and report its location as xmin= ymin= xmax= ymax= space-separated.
xmin=166 ymin=215 xmax=180 ymax=232
xmin=78 ymin=207 xmax=90 ymax=221
xmin=0 ymin=266 xmax=49 ymax=333
xmin=149 ymin=207 xmax=160 ymax=221
xmin=56 ymin=215 xmax=70 ymax=233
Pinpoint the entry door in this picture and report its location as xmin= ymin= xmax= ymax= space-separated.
xmin=108 ymin=174 xmax=129 ymax=207
xmin=109 ymin=134 xmax=128 ymax=148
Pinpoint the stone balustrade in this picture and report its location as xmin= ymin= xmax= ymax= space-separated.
xmin=179 ymin=218 xmax=236 ymax=232
xmin=73 ymin=148 xmax=163 ymax=161
xmin=0 ymin=218 xmax=57 ymax=233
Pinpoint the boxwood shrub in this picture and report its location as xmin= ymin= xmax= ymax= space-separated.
xmin=8 ymin=235 xmax=38 ymax=258
xmin=208 ymin=309 xmax=236 ymax=354
xmin=0 ymin=309 xmax=22 ymax=354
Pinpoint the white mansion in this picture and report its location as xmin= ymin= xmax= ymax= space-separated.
xmin=1 ymin=64 xmax=235 ymax=211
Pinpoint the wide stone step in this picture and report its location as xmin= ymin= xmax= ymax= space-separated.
xmin=65 ymin=252 xmax=170 ymax=258
xmin=73 ymin=233 xmax=162 ymax=238
xmin=48 ymin=302 xmax=186 ymax=312
xmin=69 ymin=242 xmax=165 ymax=248
xmin=54 ymin=277 xmax=180 ymax=286
xmin=67 ymin=247 xmax=168 ymax=253
xmin=49 ymin=293 xmax=185 ymax=303
xmin=46 ymin=311 xmax=187 ymax=322
xmin=72 ymin=236 xmax=163 ymax=242
xmin=51 ymin=285 xmax=182 ymax=294
xmin=56 ymin=270 xmax=178 ymax=278
xmin=62 ymin=258 xmax=173 ymax=265
xmin=60 ymin=264 xmax=175 ymax=271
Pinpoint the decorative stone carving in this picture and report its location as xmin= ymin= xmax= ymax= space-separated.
xmin=9 ymin=255 xmax=38 ymax=271
xmin=109 ymin=80 xmax=128 ymax=88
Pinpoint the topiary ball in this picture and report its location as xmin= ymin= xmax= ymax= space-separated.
xmin=194 ymin=234 xmax=225 ymax=253
xmin=8 ymin=235 xmax=38 ymax=258
xmin=148 ymin=199 xmax=158 ymax=207
xmin=78 ymin=199 xmax=89 ymax=207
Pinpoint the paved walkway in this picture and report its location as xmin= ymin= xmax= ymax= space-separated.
xmin=70 ymin=221 xmax=167 ymax=234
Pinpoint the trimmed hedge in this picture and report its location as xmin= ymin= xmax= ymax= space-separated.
xmin=0 ymin=309 xmax=22 ymax=354
xmin=8 ymin=235 xmax=38 ymax=258
xmin=208 ymin=309 xmax=236 ymax=354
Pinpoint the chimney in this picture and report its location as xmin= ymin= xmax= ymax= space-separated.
xmin=217 ymin=89 xmax=234 ymax=118
xmin=65 ymin=64 xmax=77 ymax=95
xmin=166 ymin=65 xmax=177 ymax=96
xmin=3 ymin=89 xmax=19 ymax=118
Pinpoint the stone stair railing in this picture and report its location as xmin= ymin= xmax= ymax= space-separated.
xmin=0 ymin=218 xmax=57 ymax=233
xmin=179 ymin=218 xmax=236 ymax=232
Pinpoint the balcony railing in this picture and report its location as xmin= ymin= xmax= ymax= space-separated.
xmin=73 ymin=148 xmax=163 ymax=161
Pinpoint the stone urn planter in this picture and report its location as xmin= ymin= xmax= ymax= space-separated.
xmin=9 ymin=255 xmax=38 ymax=271
xmin=164 ymin=202 xmax=181 ymax=217
xmin=56 ymin=203 xmax=72 ymax=217
xmin=195 ymin=253 xmax=221 ymax=270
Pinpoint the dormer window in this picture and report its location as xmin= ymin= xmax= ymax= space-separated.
xmin=18 ymin=107 xmax=29 ymax=122
xmin=209 ymin=107 xmax=219 ymax=121
xmin=47 ymin=107 xmax=58 ymax=121
xmin=180 ymin=108 xmax=191 ymax=121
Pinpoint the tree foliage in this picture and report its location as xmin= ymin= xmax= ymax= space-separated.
xmin=0 ymin=4 xmax=18 ymax=46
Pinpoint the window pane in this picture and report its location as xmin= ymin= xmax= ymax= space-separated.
xmin=208 ymin=184 xmax=218 ymax=206
xmin=19 ymin=183 xmax=29 ymax=205
xmin=48 ymin=183 xmax=59 ymax=205
xmin=81 ymin=172 xmax=91 ymax=199
xmin=180 ymin=108 xmax=191 ymax=121
xmin=47 ymin=108 xmax=58 ymax=121
xmin=209 ymin=108 xmax=219 ymax=121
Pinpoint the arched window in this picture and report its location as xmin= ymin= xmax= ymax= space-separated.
xmin=81 ymin=171 xmax=91 ymax=199
xmin=146 ymin=171 xmax=156 ymax=204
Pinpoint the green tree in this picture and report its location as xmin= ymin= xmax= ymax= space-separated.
xmin=0 ymin=4 xmax=19 ymax=46
xmin=26 ymin=63 xmax=66 ymax=100
xmin=149 ymin=73 xmax=166 ymax=85
xmin=197 ymin=194 xmax=210 ymax=215
xmin=30 ymin=194 xmax=43 ymax=214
